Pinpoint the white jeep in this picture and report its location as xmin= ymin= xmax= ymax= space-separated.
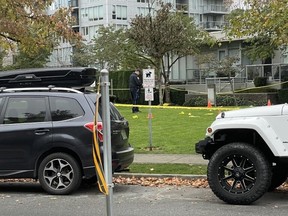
xmin=196 ymin=104 xmax=288 ymax=205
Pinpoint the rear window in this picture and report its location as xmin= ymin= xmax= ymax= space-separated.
xmin=49 ymin=97 xmax=84 ymax=121
xmin=86 ymin=94 xmax=124 ymax=121
xmin=0 ymin=97 xmax=4 ymax=114
xmin=109 ymin=103 xmax=124 ymax=121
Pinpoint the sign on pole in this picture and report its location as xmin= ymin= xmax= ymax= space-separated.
xmin=142 ymin=69 xmax=155 ymax=88
xmin=145 ymin=88 xmax=154 ymax=101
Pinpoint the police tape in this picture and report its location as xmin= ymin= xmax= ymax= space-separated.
xmin=114 ymin=103 xmax=238 ymax=111
xmin=111 ymin=80 xmax=288 ymax=94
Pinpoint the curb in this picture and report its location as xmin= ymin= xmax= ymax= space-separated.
xmin=114 ymin=172 xmax=207 ymax=180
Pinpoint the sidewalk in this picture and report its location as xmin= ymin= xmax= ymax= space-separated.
xmin=133 ymin=153 xmax=208 ymax=165
xmin=115 ymin=153 xmax=208 ymax=178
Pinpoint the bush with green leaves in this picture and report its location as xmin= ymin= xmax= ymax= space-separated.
xmin=183 ymin=94 xmax=268 ymax=107
xmin=278 ymin=89 xmax=288 ymax=104
xmin=253 ymin=77 xmax=267 ymax=87
xmin=183 ymin=96 xmax=207 ymax=107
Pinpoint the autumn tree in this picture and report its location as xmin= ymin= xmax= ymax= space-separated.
xmin=71 ymin=42 xmax=95 ymax=67
xmin=225 ymin=0 xmax=288 ymax=61
xmin=128 ymin=2 xmax=211 ymax=105
xmin=0 ymin=0 xmax=81 ymax=67
xmin=91 ymin=26 xmax=149 ymax=71
xmin=3 ymin=49 xmax=51 ymax=70
xmin=197 ymin=53 xmax=240 ymax=105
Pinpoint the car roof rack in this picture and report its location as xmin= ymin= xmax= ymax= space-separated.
xmin=0 ymin=67 xmax=97 ymax=88
xmin=0 ymin=85 xmax=83 ymax=94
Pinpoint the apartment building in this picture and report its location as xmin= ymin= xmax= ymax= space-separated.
xmin=46 ymin=0 xmax=231 ymax=81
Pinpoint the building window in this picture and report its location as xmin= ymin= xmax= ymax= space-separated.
xmin=137 ymin=7 xmax=151 ymax=16
xmin=218 ymin=50 xmax=226 ymax=61
xmin=112 ymin=5 xmax=127 ymax=20
xmin=137 ymin=0 xmax=149 ymax=2
xmin=88 ymin=5 xmax=104 ymax=21
xmin=114 ymin=24 xmax=128 ymax=30
xmin=81 ymin=8 xmax=88 ymax=18
xmin=81 ymin=27 xmax=89 ymax=36
xmin=89 ymin=25 xmax=101 ymax=39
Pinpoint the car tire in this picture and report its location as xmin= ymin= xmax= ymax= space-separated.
xmin=207 ymin=143 xmax=271 ymax=205
xmin=268 ymin=163 xmax=287 ymax=191
xmin=38 ymin=153 xmax=82 ymax=195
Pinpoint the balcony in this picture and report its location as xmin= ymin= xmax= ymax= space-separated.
xmin=68 ymin=0 xmax=78 ymax=8
xmin=199 ymin=21 xmax=227 ymax=31
xmin=176 ymin=3 xmax=188 ymax=12
xmin=71 ymin=8 xmax=79 ymax=28
xmin=201 ymin=4 xmax=228 ymax=15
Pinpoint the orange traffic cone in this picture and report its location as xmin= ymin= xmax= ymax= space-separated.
xmin=207 ymin=100 xmax=212 ymax=108
xmin=267 ymin=99 xmax=271 ymax=106
xmin=147 ymin=113 xmax=154 ymax=119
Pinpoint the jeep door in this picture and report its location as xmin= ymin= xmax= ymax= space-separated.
xmin=0 ymin=96 xmax=52 ymax=175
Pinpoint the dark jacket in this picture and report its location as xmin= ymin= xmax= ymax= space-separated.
xmin=129 ymin=72 xmax=142 ymax=89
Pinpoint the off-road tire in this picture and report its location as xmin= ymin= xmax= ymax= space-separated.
xmin=38 ymin=153 xmax=82 ymax=195
xmin=207 ymin=143 xmax=271 ymax=205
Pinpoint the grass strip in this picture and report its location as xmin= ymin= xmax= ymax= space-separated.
xmin=123 ymin=163 xmax=207 ymax=175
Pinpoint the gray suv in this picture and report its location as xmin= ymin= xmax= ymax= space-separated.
xmin=0 ymin=68 xmax=134 ymax=195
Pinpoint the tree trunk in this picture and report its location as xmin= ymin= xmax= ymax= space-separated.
xmin=228 ymin=76 xmax=238 ymax=106
xmin=158 ymin=82 xmax=164 ymax=105
xmin=156 ymin=59 xmax=164 ymax=106
xmin=164 ymin=84 xmax=171 ymax=104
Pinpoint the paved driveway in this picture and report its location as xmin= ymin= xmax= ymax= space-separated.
xmin=0 ymin=181 xmax=287 ymax=216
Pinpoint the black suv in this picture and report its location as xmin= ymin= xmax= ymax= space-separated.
xmin=0 ymin=67 xmax=134 ymax=195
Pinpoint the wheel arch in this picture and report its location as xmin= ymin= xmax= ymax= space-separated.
xmin=209 ymin=128 xmax=275 ymax=161
xmin=34 ymin=147 xmax=84 ymax=179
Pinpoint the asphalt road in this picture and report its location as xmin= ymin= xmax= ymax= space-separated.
xmin=0 ymin=182 xmax=288 ymax=216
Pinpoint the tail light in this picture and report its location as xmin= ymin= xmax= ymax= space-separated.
xmin=84 ymin=122 xmax=103 ymax=142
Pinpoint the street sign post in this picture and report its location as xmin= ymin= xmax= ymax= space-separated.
xmin=144 ymin=88 xmax=154 ymax=101
xmin=143 ymin=69 xmax=155 ymax=151
xmin=142 ymin=69 xmax=155 ymax=88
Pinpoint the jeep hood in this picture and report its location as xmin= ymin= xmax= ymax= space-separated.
xmin=218 ymin=104 xmax=286 ymax=119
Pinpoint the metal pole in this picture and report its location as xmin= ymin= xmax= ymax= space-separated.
xmin=100 ymin=69 xmax=113 ymax=216
xmin=148 ymin=100 xmax=153 ymax=151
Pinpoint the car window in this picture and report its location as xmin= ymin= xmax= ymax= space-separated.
xmin=0 ymin=97 xmax=4 ymax=114
xmin=3 ymin=97 xmax=46 ymax=124
xmin=50 ymin=97 xmax=84 ymax=121
xmin=109 ymin=103 xmax=124 ymax=121
xmin=85 ymin=94 xmax=124 ymax=121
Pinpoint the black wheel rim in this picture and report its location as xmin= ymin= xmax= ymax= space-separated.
xmin=43 ymin=158 xmax=74 ymax=190
xmin=218 ymin=154 xmax=256 ymax=194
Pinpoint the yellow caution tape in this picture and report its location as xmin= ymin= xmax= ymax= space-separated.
xmin=114 ymin=103 xmax=238 ymax=111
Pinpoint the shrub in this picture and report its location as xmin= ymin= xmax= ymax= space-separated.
xmin=183 ymin=97 xmax=207 ymax=107
xmin=278 ymin=89 xmax=288 ymax=104
xmin=253 ymin=77 xmax=267 ymax=87
xmin=281 ymin=78 xmax=288 ymax=89
xmin=169 ymin=89 xmax=187 ymax=105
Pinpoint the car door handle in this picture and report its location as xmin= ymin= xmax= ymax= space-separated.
xmin=35 ymin=129 xmax=50 ymax=135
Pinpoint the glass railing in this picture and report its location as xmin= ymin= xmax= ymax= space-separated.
xmin=199 ymin=21 xmax=227 ymax=30
xmin=201 ymin=4 xmax=228 ymax=13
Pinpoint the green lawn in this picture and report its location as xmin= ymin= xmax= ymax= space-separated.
xmin=116 ymin=104 xmax=235 ymax=154
xmin=126 ymin=163 xmax=207 ymax=175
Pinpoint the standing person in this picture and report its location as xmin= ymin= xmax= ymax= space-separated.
xmin=129 ymin=69 xmax=142 ymax=113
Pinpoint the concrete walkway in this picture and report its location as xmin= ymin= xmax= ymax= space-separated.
xmin=134 ymin=154 xmax=208 ymax=165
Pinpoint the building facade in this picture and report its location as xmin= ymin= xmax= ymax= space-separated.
xmin=48 ymin=0 xmax=288 ymax=86
xmin=47 ymin=0 xmax=230 ymax=77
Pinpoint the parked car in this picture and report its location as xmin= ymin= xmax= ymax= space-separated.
xmin=196 ymin=104 xmax=288 ymax=205
xmin=0 ymin=67 xmax=134 ymax=195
